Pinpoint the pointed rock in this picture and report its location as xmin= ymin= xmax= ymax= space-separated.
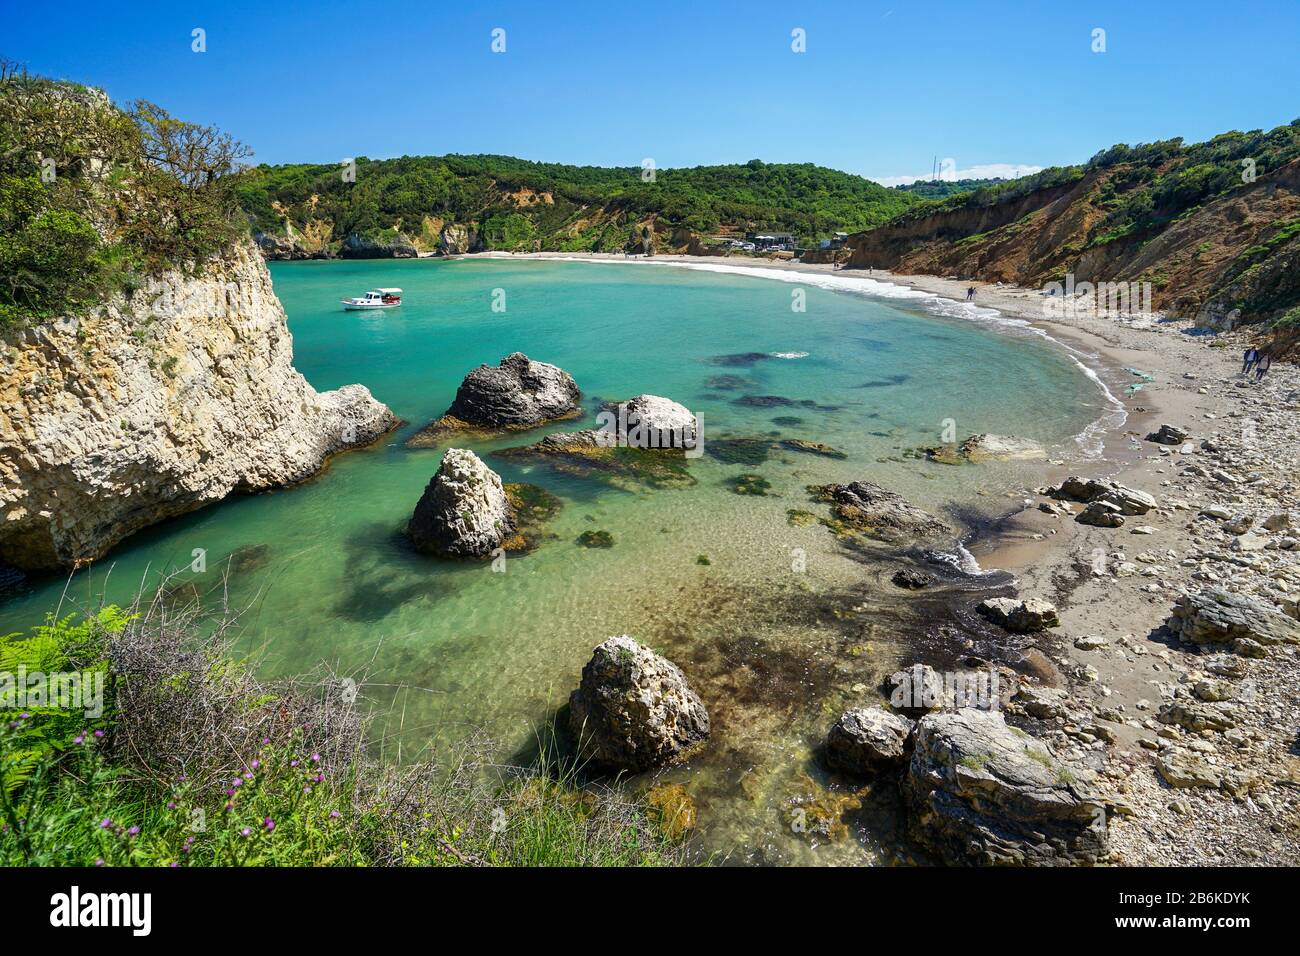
xmin=406 ymin=448 xmax=513 ymax=558
xmin=569 ymin=636 xmax=709 ymax=772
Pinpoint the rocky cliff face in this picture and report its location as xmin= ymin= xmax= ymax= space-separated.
xmin=0 ymin=243 xmax=397 ymax=571
xmin=846 ymin=159 xmax=1300 ymax=326
xmin=437 ymin=223 xmax=481 ymax=256
xmin=339 ymin=232 xmax=418 ymax=259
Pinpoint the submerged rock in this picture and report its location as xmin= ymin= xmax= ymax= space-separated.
xmin=903 ymin=709 xmax=1109 ymax=866
xmin=494 ymin=397 xmax=701 ymax=491
xmin=406 ymin=448 xmax=513 ymax=558
xmin=808 ymin=480 xmax=951 ymax=543
xmin=496 ymin=430 xmax=696 ymax=489
xmin=703 ymin=374 xmax=753 ymax=391
xmin=576 ymin=529 xmax=614 ymax=548
xmin=707 ymin=436 xmax=846 ymax=465
xmin=1167 ymin=589 xmax=1300 ymax=651
xmin=780 ymin=439 xmax=847 ymax=459
xmin=407 ymin=353 xmax=581 ymax=447
xmin=729 ymin=474 xmax=771 ymax=496
xmin=924 ymin=433 xmax=1046 ymax=465
xmin=568 ymin=636 xmax=710 ymax=772
xmin=707 ymin=438 xmax=774 ymax=465
xmin=826 ymin=707 xmax=912 ymax=773
xmin=644 ymin=783 xmax=697 ymax=842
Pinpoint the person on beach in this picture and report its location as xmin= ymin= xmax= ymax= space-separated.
xmin=1242 ymin=345 xmax=1259 ymax=374
xmin=966 ymin=286 xmax=976 ymax=302
xmin=1254 ymin=351 xmax=1272 ymax=381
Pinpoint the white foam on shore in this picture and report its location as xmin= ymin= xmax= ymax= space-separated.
xmin=930 ymin=541 xmax=997 ymax=577
xmin=491 ymin=254 xmax=1129 ymax=459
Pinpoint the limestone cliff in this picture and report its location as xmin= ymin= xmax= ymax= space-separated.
xmin=0 ymin=243 xmax=397 ymax=571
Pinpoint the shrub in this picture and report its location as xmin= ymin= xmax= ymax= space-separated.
xmin=0 ymin=586 xmax=686 ymax=867
xmin=0 ymin=66 xmax=249 ymax=333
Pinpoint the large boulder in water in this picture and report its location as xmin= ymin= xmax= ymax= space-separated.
xmin=826 ymin=707 xmax=912 ymax=773
xmin=406 ymin=448 xmax=514 ymax=558
xmin=407 ymin=353 xmax=582 ymax=446
xmin=809 ymin=480 xmax=951 ymax=542
xmin=904 ymin=708 xmax=1109 ymax=866
xmin=569 ymin=636 xmax=710 ymax=772
xmin=598 ymin=394 xmax=699 ymax=449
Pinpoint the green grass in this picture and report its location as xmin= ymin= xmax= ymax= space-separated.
xmin=0 ymin=599 xmax=688 ymax=868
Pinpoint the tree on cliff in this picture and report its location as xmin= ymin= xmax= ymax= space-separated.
xmin=0 ymin=64 xmax=252 ymax=330
xmin=125 ymin=101 xmax=251 ymax=267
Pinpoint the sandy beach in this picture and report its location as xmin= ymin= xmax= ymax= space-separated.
xmin=469 ymin=250 xmax=1300 ymax=865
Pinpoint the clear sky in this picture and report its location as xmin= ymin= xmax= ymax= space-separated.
xmin=6 ymin=0 xmax=1298 ymax=182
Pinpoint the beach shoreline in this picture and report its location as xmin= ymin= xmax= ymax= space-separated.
xmin=463 ymin=250 xmax=1300 ymax=865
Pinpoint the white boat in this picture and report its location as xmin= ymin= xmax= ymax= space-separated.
xmin=341 ymin=288 xmax=402 ymax=310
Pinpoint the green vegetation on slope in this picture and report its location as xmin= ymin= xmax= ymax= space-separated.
xmin=878 ymin=121 xmax=1300 ymax=241
xmin=237 ymin=154 xmax=925 ymax=254
xmin=0 ymin=593 xmax=686 ymax=867
xmin=1082 ymin=124 xmax=1300 ymax=246
xmin=850 ymin=120 xmax=1300 ymax=333
xmin=891 ymin=177 xmax=1006 ymax=200
xmin=0 ymin=63 xmax=249 ymax=331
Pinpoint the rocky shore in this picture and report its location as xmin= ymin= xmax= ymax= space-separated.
xmin=467 ymin=251 xmax=1299 ymax=866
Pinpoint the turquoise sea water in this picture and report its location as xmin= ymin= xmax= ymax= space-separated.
xmin=0 ymin=258 xmax=1109 ymax=863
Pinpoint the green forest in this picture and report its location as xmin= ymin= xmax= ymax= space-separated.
xmin=236 ymin=155 xmax=927 ymax=254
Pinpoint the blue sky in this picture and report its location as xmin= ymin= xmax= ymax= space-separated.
xmin=6 ymin=0 xmax=1299 ymax=182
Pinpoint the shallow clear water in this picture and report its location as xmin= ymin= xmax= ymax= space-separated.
xmin=0 ymin=258 xmax=1108 ymax=863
